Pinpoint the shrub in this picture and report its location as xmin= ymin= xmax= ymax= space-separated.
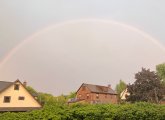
xmin=0 ymin=102 xmax=165 ymax=120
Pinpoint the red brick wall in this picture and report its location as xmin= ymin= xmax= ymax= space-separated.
xmin=90 ymin=93 xmax=117 ymax=104
xmin=160 ymin=100 xmax=165 ymax=104
xmin=76 ymin=86 xmax=91 ymax=102
xmin=76 ymin=86 xmax=117 ymax=104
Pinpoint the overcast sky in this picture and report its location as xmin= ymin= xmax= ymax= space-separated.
xmin=0 ymin=1 xmax=165 ymax=95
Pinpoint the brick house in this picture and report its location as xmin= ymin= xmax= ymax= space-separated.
xmin=75 ymin=83 xmax=117 ymax=104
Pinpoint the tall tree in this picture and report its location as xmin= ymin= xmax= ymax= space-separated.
xmin=115 ymin=80 xmax=127 ymax=101
xmin=156 ymin=63 xmax=165 ymax=83
xmin=127 ymin=68 xmax=165 ymax=103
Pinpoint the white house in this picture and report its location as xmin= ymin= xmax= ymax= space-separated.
xmin=0 ymin=79 xmax=42 ymax=111
xmin=120 ymin=88 xmax=130 ymax=100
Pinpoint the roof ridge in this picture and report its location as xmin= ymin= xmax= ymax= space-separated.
xmin=83 ymin=83 xmax=109 ymax=88
xmin=83 ymin=83 xmax=117 ymax=94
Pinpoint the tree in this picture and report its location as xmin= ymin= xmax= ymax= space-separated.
xmin=55 ymin=94 xmax=68 ymax=105
xmin=156 ymin=63 xmax=165 ymax=83
xmin=26 ymin=86 xmax=56 ymax=105
xmin=115 ymin=80 xmax=127 ymax=101
xmin=127 ymin=68 xmax=165 ymax=103
xmin=38 ymin=92 xmax=55 ymax=104
xmin=26 ymin=86 xmax=38 ymax=95
xmin=67 ymin=91 xmax=76 ymax=99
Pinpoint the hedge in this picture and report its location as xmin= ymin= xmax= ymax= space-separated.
xmin=0 ymin=102 xmax=165 ymax=120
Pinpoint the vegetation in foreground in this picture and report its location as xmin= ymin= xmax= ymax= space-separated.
xmin=0 ymin=101 xmax=165 ymax=120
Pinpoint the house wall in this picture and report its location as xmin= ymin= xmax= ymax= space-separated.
xmin=76 ymin=86 xmax=91 ymax=101
xmin=160 ymin=101 xmax=165 ymax=104
xmin=90 ymin=93 xmax=117 ymax=104
xmin=120 ymin=89 xmax=130 ymax=100
xmin=76 ymin=86 xmax=117 ymax=104
xmin=0 ymin=81 xmax=41 ymax=107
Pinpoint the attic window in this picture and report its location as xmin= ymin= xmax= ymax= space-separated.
xmin=14 ymin=84 xmax=19 ymax=90
xmin=4 ymin=96 xmax=11 ymax=103
xmin=18 ymin=96 xmax=25 ymax=100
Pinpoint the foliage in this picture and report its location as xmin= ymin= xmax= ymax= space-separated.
xmin=156 ymin=63 xmax=165 ymax=84
xmin=0 ymin=102 xmax=165 ymax=120
xmin=37 ymin=92 xmax=56 ymax=105
xmin=127 ymin=68 xmax=165 ymax=103
xmin=26 ymin=86 xmax=76 ymax=106
xmin=66 ymin=91 xmax=76 ymax=99
xmin=26 ymin=86 xmax=57 ymax=105
xmin=54 ymin=94 xmax=68 ymax=105
xmin=26 ymin=86 xmax=38 ymax=95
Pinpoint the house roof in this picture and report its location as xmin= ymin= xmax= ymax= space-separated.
xmin=78 ymin=83 xmax=117 ymax=95
xmin=67 ymin=98 xmax=85 ymax=103
xmin=0 ymin=81 xmax=13 ymax=92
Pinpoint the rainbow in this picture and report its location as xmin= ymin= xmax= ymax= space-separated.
xmin=0 ymin=19 xmax=165 ymax=68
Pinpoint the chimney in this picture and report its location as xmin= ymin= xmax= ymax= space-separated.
xmin=108 ymin=84 xmax=111 ymax=88
xmin=23 ymin=81 xmax=27 ymax=87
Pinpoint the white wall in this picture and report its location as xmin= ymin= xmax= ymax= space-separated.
xmin=0 ymin=81 xmax=41 ymax=107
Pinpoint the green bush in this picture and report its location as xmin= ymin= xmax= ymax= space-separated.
xmin=0 ymin=102 xmax=165 ymax=120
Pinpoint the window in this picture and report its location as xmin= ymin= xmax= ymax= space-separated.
xmin=18 ymin=96 xmax=25 ymax=100
xmin=110 ymin=95 xmax=113 ymax=99
xmin=14 ymin=84 xmax=19 ymax=90
xmin=86 ymin=94 xmax=89 ymax=99
xmin=125 ymin=94 xmax=128 ymax=98
xmin=79 ymin=94 xmax=82 ymax=98
xmin=105 ymin=94 xmax=107 ymax=98
xmin=4 ymin=96 xmax=11 ymax=103
xmin=96 ymin=94 xmax=99 ymax=99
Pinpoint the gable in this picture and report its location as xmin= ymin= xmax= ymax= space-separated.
xmin=76 ymin=83 xmax=91 ymax=94
xmin=77 ymin=85 xmax=89 ymax=94
xmin=0 ymin=81 xmax=41 ymax=108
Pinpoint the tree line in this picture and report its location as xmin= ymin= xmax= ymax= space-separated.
xmin=115 ymin=63 xmax=165 ymax=103
xmin=26 ymin=62 xmax=165 ymax=104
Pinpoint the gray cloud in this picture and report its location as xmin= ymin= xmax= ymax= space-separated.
xmin=0 ymin=21 xmax=165 ymax=95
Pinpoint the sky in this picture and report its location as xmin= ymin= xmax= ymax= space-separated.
xmin=0 ymin=1 xmax=165 ymax=95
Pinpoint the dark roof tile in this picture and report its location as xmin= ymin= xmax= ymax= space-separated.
xmin=0 ymin=81 xmax=13 ymax=92
xmin=82 ymin=83 xmax=117 ymax=94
